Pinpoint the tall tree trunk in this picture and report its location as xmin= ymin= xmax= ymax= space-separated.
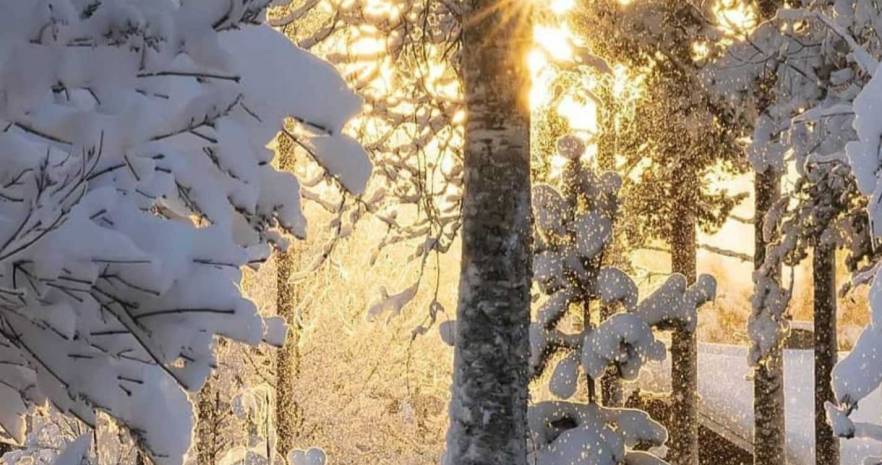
xmin=196 ymin=380 xmax=222 ymax=465
xmin=276 ymin=146 xmax=302 ymax=460
xmin=596 ymin=103 xmax=622 ymax=407
xmin=276 ymin=248 xmax=302 ymax=460
xmin=446 ymin=2 xmax=532 ymax=463
xmin=669 ymin=207 xmax=698 ymax=465
xmin=752 ymin=3 xmax=786 ymax=464
xmin=600 ymin=300 xmax=623 ymax=406
xmin=814 ymin=244 xmax=839 ymax=465
xmin=753 ymin=168 xmax=785 ymax=465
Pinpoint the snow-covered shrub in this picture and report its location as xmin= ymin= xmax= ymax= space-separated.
xmin=528 ymin=137 xmax=715 ymax=465
xmin=0 ymin=1 xmax=370 ymax=464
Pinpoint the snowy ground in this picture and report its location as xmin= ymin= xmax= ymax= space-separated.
xmin=636 ymin=343 xmax=882 ymax=465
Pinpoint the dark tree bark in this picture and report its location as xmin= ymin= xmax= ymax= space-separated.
xmin=196 ymin=380 xmax=222 ymax=465
xmin=446 ymin=1 xmax=533 ymax=463
xmin=752 ymin=4 xmax=786 ymax=465
xmin=276 ymin=247 xmax=303 ymax=459
xmin=814 ymin=244 xmax=839 ymax=465
xmin=754 ymin=168 xmax=785 ymax=465
xmin=276 ymin=145 xmax=303 ymax=459
xmin=596 ymin=129 xmax=622 ymax=407
xmin=669 ymin=207 xmax=698 ymax=465
xmin=600 ymin=300 xmax=623 ymax=406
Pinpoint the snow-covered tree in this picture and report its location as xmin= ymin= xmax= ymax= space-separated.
xmin=443 ymin=0 xmax=532 ymax=462
xmin=708 ymin=3 xmax=880 ymax=463
xmin=269 ymin=0 xmax=464 ymax=325
xmin=815 ymin=4 xmax=882 ymax=464
xmin=563 ymin=4 xmax=745 ymax=462
xmin=528 ymin=136 xmax=716 ymax=465
xmin=0 ymin=1 xmax=371 ymax=464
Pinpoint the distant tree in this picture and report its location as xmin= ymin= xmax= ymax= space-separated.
xmin=0 ymin=1 xmax=371 ymax=464
xmin=708 ymin=3 xmax=877 ymax=464
xmin=528 ymin=136 xmax=716 ymax=465
xmin=443 ymin=0 xmax=533 ymax=462
xmin=817 ymin=5 xmax=882 ymax=465
xmin=270 ymin=0 xmax=464 ymax=326
xmin=568 ymin=3 xmax=746 ymax=462
xmin=706 ymin=1 xmax=788 ymax=462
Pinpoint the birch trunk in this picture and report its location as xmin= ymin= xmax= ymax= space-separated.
xmin=446 ymin=1 xmax=532 ymax=463
xmin=669 ymin=208 xmax=698 ymax=465
xmin=753 ymin=168 xmax=785 ymax=465
xmin=814 ymin=245 xmax=839 ymax=465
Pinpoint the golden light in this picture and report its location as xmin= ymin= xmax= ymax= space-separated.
xmin=527 ymin=49 xmax=554 ymax=108
xmin=714 ymin=0 xmax=757 ymax=36
xmin=451 ymin=109 xmax=466 ymax=125
xmin=692 ymin=41 xmax=710 ymax=61
xmin=557 ymin=95 xmax=597 ymax=134
xmin=363 ymin=0 xmax=402 ymax=21
xmin=550 ymin=0 xmax=575 ymax=15
xmin=533 ymin=25 xmax=575 ymax=61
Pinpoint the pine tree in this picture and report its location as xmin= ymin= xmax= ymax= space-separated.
xmin=529 ymin=136 xmax=716 ymax=465
xmin=709 ymin=4 xmax=877 ymax=464
xmin=0 ymin=2 xmax=372 ymax=463
xmin=751 ymin=3 xmax=786 ymax=463
xmin=444 ymin=0 xmax=533 ymax=463
xmin=566 ymin=3 xmax=746 ymax=462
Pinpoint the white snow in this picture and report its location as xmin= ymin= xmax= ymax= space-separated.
xmin=0 ymin=1 xmax=371 ymax=464
xmin=51 ymin=434 xmax=91 ymax=465
xmin=637 ymin=343 xmax=882 ymax=465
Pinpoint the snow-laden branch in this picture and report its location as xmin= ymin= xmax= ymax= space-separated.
xmin=525 ymin=137 xmax=716 ymax=465
xmin=0 ymin=1 xmax=372 ymax=464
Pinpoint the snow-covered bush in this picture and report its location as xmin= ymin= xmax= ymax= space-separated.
xmin=0 ymin=1 xmax=370 ymax=464
xmin=528 ymin=137 xmax=716 ymax=465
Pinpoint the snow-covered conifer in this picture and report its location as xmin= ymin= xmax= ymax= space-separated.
xmin=709 ymin=4 xmax=881 ymax=463
xmin=528 ymin=136 xmax=716 ymax=465
xmin=820 ymin=5 xmax=882 ymax=462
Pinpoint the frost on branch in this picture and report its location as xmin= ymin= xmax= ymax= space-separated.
xmin=0 ymin=1 xmax=370 ymax=464
xmin=527 ymin=137 xmax=715 ymax=465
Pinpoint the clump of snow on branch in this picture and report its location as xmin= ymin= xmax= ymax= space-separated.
xmin=0 ymin=1 xmax=370 ymax=464
xmin=526 ymin=137 xmax=716 ymax=465
xmin=270 ymin=0 xmax=464 ymax=328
